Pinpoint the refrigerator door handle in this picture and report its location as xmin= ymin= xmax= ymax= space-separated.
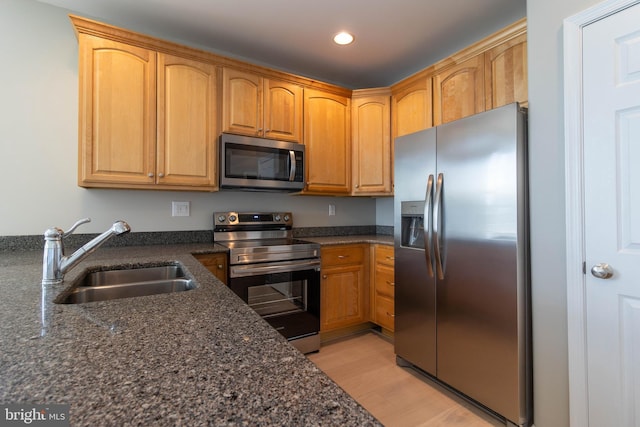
xmin=424 ymin=174 xmax=435 ymax=277
xmin=433 ymin=172 xmax=445 ymax=279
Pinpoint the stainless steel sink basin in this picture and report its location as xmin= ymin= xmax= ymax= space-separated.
xmin=56 ymin=264 xmax=196 ymax=304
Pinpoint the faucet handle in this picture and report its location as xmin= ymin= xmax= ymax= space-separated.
xmin=63 ymin=218 xmax=91 ymax=238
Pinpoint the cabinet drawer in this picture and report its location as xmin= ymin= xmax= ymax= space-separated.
xmin=194 ymin=253 xmax=227 ymax=266
xmin=193 ymin=253 xmax=228 ymax=284
xmin=375 ymin=245 xmax=395 ymax=267
xmin=321 ymin=245 xmax=366 ymax=266
xmin=374 ymin=295 xmax=395 ymax=331
xmin=375 ymin=264 xmax=395 ymax=298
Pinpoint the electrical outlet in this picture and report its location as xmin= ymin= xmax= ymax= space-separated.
xmin=172 ymin=201 xmax=190 ymax=217
xmin=328 ymin=204 xmax=336 ymax=216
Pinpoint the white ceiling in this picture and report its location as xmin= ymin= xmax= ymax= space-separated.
xmin=37 ymin=0 xmax=526 ymax=89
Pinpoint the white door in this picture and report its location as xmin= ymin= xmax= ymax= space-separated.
xmin=583 ymin=3 xmax=640 ymax=425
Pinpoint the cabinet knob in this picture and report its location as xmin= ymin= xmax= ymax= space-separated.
xmin=322 ymin=275 xmax=327 ymax=279
xmin=148 ymin=173 xmax=154 ymax=178
xmin=386 ymin=281 xmax=395 ymax=286
xmin=386 ymin=312 xmax=396 ymax=318
xmin=158 ymin=173 xmax=164 ymax=178
xmin=217 ymin=264 xmax=223 ymax=269
xmin=337 ymin=255 xmax=349 ymax=259
xmin=355 ymin=184 xmax=359 ymax=188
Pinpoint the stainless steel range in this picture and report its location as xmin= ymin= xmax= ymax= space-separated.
xmin=213 ymin=212 xmax=321 ymax=354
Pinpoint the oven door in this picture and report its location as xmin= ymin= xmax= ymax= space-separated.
xmin=228 ymin=259 xmax=320 ymax=341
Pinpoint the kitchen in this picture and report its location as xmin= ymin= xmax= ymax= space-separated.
xmin=0 ymin=0 xmax=614 ymax=426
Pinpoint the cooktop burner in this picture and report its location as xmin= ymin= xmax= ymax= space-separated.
xmin=213 ymin=212 xmax=320 ymax=265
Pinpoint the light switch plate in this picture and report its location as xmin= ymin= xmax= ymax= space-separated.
xmin=172 ymin=201 xmax=190 ymax=217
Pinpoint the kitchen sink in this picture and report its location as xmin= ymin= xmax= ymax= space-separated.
xmin=55 ymin=263 xmax=196 ymax=304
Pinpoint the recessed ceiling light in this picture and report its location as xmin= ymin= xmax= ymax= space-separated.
xmin=333 ymin=31 xmax=354 ymax=46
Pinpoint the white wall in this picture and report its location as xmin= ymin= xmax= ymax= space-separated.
xmin=0 ymin=0 xmax=376 ymax=236
xmin=527 ymin=0 xmax=600 ymax=426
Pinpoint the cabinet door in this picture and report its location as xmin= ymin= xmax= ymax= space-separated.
xmin=433 ymin=55 xmax=485 ymax=125
xmin=320 ymin=244 xmax=367 ymax=332
xmin=222 ymin=68 xmax=262 ymax=136
xmin=352 ymin=93 xmax=392 ymax=195
xmin=263 ymin=79 xmax=302 ymax=142
xmin=321 ymin=264 xmax=366 ymax=331
xmin=303 ymin=88 xmax=351 ymax=194
xmin=78 ymin=34 xmax=156 ymax=186
xmin=157 ymin=53 xmax=218 ymax=189
xmin=194 ymin=253 xmax=228 ymax=284
xmin=484 ymin=33 xmax=528 ymax=109
xmin=392 ymin=76 xmax=433 ymax=138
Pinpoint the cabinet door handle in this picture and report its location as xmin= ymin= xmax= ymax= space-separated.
xmin=386 ymin=312 xmax=395 ymax=318
xmin=337 ymin=255 xmax=349 ymax=259
xmin=386 ymin=281 xmax=395 ymax=286
xmin=386 ymin=256 xmax=394 ymax=261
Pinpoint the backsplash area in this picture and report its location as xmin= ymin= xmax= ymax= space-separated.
xmin=0 ymin=226 xmax=393 ymax=252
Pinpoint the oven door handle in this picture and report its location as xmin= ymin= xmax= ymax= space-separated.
xmin=230 ymin=259 xmax=321 ymax=278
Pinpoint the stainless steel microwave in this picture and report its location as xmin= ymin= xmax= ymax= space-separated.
xmin=219 ymin=133 xmax=305 ymax=192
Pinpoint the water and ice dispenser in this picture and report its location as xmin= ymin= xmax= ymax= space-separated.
xmin=401 ymin=201 xmax=425 ymax=249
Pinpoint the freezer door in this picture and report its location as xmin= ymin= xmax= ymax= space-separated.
xmin=435 ymin=103 xmax=529 ymax=424
xmin=393 ymin=127 xmax=437 ymax=375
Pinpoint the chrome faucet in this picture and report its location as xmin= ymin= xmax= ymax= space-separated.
xmin=42 ymin=218 xmax=131 ymax=285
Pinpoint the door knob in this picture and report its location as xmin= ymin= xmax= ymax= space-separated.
xmin=591 ymin=263 xmax=614 ymax=279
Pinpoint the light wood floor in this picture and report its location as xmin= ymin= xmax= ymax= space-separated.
xmin=307 ymin=332 xmax=504 ymax=427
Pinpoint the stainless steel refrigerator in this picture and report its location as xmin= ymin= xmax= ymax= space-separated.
xmin=393 ymin=103 xmax=531 ymax=427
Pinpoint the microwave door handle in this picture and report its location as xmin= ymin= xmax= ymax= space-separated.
xmin=288 ymin=150 xmax=296 ymax=181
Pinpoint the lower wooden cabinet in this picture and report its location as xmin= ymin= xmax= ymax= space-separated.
xmin=371 ymin=244 xmax=395 ymax=331
xmin=320 ymin=244 xmax=368 ymax=332
xmin=193 ymin=253 xmax=228 ymax=284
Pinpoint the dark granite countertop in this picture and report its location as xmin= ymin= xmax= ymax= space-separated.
xmin=0 ymin=243 xmax=382 ymax=426
xmin=302 ymin=235 xmax=393 ymax=246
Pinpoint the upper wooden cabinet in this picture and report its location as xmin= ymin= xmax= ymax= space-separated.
xmin=157 ymin=53 xmax=218 ymax=188
xmin=77 ymin=34 xmax=218 ymax=191
xmin=351 ymin=88 xmax=392 ymax=196
xmin=484 ymin=33 xmax=528 ymax=110
xmin=222 ymin=68 xmax=303 ymax=142
xmin=391 ymin=74 xmax=433 ymax=139
xmin=303 ymin=88 xmax=351 ymax=195
xmin=391 ymin=18 xmax=527 ymax=134
xmin=433 ymin=54 xmax=486 ymax=126
xmin=78 ymin=35 xmax=157 ymax=188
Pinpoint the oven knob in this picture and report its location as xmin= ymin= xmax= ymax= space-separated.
xmin=229 ymin=214 xmax=237 ymax=222
xmin=283 ymin=214 xmax=290 ymax=222
xmin=274 ymin=214 xmax=281 ymax=222
xmin=217 ymin=215 xmax=226 ymax=223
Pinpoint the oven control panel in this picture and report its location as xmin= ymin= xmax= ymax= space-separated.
xmin=214 ymin=212 xmax=293 ymax=228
